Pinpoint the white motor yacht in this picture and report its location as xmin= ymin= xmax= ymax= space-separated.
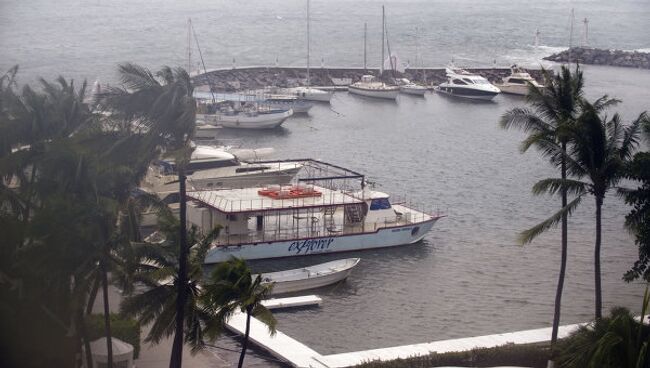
xmin=495 ymin=65 xmax=545 ymax=96
xmin=141 ymin=145 xmax=302 ymax=200
xmin=348 ymin=75 xmax=399 ymax=100
xmin=434 ymin=67 xmax=501 ymax=100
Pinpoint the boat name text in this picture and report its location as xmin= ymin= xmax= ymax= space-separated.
xmin=288 ymin=238 xmax=334 ymax=254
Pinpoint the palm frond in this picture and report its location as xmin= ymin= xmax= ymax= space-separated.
xmin=532 ymin=178 xmax=589 ymax=197
xmin=518 ymin=194 xmax=585 ymax=244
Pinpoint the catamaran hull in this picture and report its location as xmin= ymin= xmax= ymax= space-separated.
xmin=348 ymin=86 xmax=399 ymax=100
xmin=204 ymin=219 xmax=437 ymax=263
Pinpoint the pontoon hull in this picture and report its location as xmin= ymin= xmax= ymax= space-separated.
xmin=204 ymin=219 xmax=437 ymax=263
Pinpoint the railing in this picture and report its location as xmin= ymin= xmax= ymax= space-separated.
xmin=215 ymin=206 xmax=440 ymax=246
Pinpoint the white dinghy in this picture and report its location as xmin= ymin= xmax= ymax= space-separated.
xmin=260 ymin=258 xmax=360 ymax=295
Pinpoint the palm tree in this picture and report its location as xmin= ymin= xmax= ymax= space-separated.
xmin=97 ymin=63 xmax=196 ymax=368
xmin=622 ymin=118 xmax=650 ymax=283
xmin=533 ymin=102 xmax=645 ymax=319
xmin=500 ymin=65 xmax=587 ymax=351
xmin=201 ymin=257 xmax=277 ymax=368
xmin=119 ymin=212 xmax=220 ymax=352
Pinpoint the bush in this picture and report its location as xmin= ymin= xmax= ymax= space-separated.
xmin=355 ymin=343 xmax=550 ymax=368
xmin=86 ymin=314 xmax=141 ymax=358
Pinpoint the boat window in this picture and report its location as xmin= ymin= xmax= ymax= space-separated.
xmin=162 ymin=193 xmax=180 ymax=204
xmin=226 ymin=214 xmax=237 ymax=221
xmin=452 ymin=79 xmax=467 ymax=85
xmin=186 ymin=159 xmax=240 ymax=172
xmin=509 ymin=78 xmax=526 ymax=84
xmin=461 ymin=78 xmax=474 ymax=84
xmin=235 ymin=166 xmax=271 ymax=173
xmin=369 ymin=198 xmax=391 ymax=210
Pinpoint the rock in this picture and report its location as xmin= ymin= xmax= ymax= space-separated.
xmin=543 ymin=47 xmax=650 ymax=69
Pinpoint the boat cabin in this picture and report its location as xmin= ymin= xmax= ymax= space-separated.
xmin=186 ymin=184 xmax=417 ymax=246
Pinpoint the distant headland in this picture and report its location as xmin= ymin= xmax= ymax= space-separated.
xmin=544 ymin=47 xmax=650 ymax=69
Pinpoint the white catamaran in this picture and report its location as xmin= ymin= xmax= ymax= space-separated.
xmin=185 ymin=160 xmax=443 ymax=262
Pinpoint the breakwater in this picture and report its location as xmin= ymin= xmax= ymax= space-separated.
xmin=191 ymin=67 xmax=544 ymax=91
xmin=544 ymin=47 xmax=650 ymax=69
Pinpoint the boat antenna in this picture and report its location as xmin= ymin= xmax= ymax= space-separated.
xmin=568 ymin=8 xmax=575 ymax=63
xmin=582 ymin=17 xmax=589 ymax=46
xmin=306 ymin=0 xmax=310 ymax=87
xmin=534 ymin=28 xmax=540 ymax=48
xmin=380 ymin=5 xmax=385 ymax=76
xmin=363 ymin=22 xmax=367 ymax=71
xmin=187 ymin=18 xmax=192 ymax=72
xmin=190 ymin=19 xmax=217 ymax=103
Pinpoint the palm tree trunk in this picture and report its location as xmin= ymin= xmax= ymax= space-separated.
xmin=78 ymin=308 xmax=94 ymax=368
xmin=101 ymin=262 xmax=114 ymax=368
xmin=85 ymin=276 xmax=100 ymax=315
xmin=551 ymin=145 xmax=569 ymax=353
xmin=238 ymin=308 xmax=252 ymax=368
xmin=595 ymin=196 xmax=603 ymax=319
xmin=170 ymin=167 xmax=189 ymax=368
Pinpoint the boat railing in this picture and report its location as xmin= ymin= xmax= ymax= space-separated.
xmin=215 ymin=207 xmax=441 ymax=246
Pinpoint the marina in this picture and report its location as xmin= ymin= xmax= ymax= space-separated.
xmin=3 ymin=0 xmax=650 ymax=367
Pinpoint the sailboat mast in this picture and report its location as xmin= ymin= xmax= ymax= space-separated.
xmin=187 ymin=18 xmax=192 ymax=72
xmin=364 ymin=22 xmax=367 ymax=71
xmin=381 ymin=6 xmax=385 ymax=75
xmin=306 ymin=0 xmax=310 ymax=87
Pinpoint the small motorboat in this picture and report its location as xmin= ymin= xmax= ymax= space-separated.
xmin=259 ymin=258 xmax=360 ymax=294
xmin=494 ymin=65 xmax=545 ymax=96
xmin=397 ymin=78 xmax=427 ymax=96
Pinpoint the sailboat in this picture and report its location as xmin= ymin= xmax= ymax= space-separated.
xmin=399 ymin=26 xmax=427 ymax=96
xmin=287 ymin=0 xmax=333 ymax=103
xmin=348 ymin=6 xmax=399 ymax=100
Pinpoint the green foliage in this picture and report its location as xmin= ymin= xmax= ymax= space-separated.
xmin=86 ymin=314 xmax=142 ymax=358
xmin=355 ymin=344 xmax=551 ymax=368
xmin=623 ymin=143 xmax=650 ymax=282
xmin=556 ymin=304 xmax=650 ymax=367
xmin=119 ymin=212 xmax=220 ymax=352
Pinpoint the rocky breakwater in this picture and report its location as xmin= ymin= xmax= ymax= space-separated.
xmin=544 ymin=47 xmax=650 ymax=69
xmin=192 ymin=67 xmax=544 ymax=92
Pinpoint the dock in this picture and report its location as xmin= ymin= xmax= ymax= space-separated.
xmin=224 ymin=295 xmax=329 ymax=368
xmin=225 ymin=295 xmax=589 ymax=368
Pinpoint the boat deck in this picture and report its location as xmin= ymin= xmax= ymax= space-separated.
xmin=189 ymin=186 xmax=364 ymax=213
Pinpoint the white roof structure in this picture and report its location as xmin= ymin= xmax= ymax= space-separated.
xmin=188 ymin=185 xmax=365 ymax=213
xmin=89 ymin=337 xmax=134 ymax=364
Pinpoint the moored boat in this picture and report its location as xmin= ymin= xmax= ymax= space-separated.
xmin=398 ymin=78 xmax=427 ymax=96
xmin=494 ymin=65 xmax=545 ymax=96
xmin=259 ymin=258 xmax=360 ymax=294
xmin=434 ymin=66 xmax=501 ymax=101
xmin=348 ymin=75 xmax=400 ymax=99
xmin=185 ymin=160 xmax=443 ymax=262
